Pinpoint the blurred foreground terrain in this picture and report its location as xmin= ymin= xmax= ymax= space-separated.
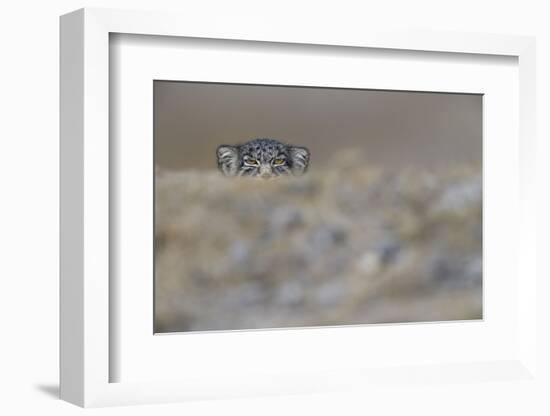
xmin=155 ymin=151 xmax=482 ymax=332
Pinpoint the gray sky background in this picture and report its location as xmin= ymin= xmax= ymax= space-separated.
xmin=154 ymin=81 xmax=482 ymax=172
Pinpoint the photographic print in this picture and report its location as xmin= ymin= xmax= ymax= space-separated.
xmin=154 ymin=81 xmax=482 ymax=333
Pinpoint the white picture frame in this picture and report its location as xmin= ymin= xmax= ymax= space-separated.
xmin=60 ymin=7 xmax=538 ymax=407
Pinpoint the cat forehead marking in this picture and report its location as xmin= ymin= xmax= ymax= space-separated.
xmin=241 ymin=139 xmax=287 ymax=158
xmin=242 ymin=138 xmax=284 ymax=151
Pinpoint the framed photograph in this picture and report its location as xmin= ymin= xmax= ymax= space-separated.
xmin=60 ymin=8 xmax=538 ymax=407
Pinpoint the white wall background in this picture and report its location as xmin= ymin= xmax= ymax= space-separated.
xmin=1 ymin=0 xmax=548 ymax=414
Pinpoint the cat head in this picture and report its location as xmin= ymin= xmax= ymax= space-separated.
xmin=217 ymin=138 xmax=309 ymax=179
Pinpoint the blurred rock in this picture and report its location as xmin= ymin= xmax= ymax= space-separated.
xmin=154 ymin=152 xmax=482 ymax=332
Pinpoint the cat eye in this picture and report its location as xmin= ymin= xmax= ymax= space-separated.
xmin=273 ymin=158 xmax=285 ymax=165
xmin=244 ymin=158 xmax=259 ymax=166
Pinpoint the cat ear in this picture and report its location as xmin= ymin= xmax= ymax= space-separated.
xmin=217 ymin=145 xmax=239 ymax=176
xmin=289 ymin=146 xmax=310 ymax=175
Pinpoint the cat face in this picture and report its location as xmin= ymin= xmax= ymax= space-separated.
xmin=217 ymin=138 xmax=310 ymax=179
